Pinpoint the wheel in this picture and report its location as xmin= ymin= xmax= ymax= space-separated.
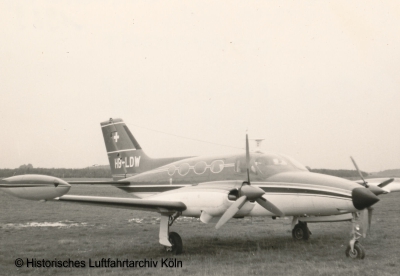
xmin=345 ymin=242 xmax=365 ymax=259
xmin=292 ymin=223 xmax=310 ymax=241
xmin=167 ymin=232 xmax=183 ymax=255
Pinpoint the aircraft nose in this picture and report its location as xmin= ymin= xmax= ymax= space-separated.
xmin=352 ymin=187 xmax=380 ymax=210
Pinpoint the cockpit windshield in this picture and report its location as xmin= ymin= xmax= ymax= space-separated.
xmin=253 ymin=153 xmax=308 ymax=177
xmin=279 ymin=154 xmax=309 ymax=171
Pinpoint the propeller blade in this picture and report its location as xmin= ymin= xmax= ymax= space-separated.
xmin=378 ymin=178 xmax=394 ymax=188
xmin=361 ymin=208 xmax=373 ymax=238
xmin=215 ymin=196 xmax=247 ymax=229
xmin=361 ymin=209 xmax=368 ymax=238
xmin=368 ymin=207 xmax=373 ymax=229
xmin=256 ymin=197 xmax=284 ymax=217
xmin=246 ymin=134 xmax=250 ymax=185
xmin=350 ymin=156 xmax=367 ymax=187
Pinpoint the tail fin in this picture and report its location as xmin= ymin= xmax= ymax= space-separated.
xmin=101 ymin=118 xmax=151 ymax=180
xmin=100 ymin=118 xmax=193 ymax=181
xmin=101 ymin=118 xmax=191 ymax=181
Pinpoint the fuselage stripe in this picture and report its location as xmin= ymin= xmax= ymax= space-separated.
xmin=259 ymin=187 xmax=351 ymax=198
xmin=107 ymin=149 xmax=137 ymax=154
xmin=101 ymin=122 xmax=125 ymax=128
xmin=118 ymin=185 xmax=352 ymax=200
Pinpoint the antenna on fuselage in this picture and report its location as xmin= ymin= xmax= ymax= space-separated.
xmin=246 ymin=133 xmax=251 ymax=185
xmin=250 ymin=138 xmax=265 ymax=153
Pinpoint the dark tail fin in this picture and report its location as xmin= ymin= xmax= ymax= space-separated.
xmin=101 ymin=118 xmax=191 ymax=180
xmin=101 ymin=118 xmax=151 ymax=180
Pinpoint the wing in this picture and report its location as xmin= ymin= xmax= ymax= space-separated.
xmin=54 ymin=195 xmax=186 ymax=212
xmin=0 ymin=174 xmax=186 ymax=213
xmin=67 ymin=180 xmax=130 ymax=186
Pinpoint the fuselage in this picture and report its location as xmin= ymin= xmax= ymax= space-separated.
xmin=118 ymin=152 xmax=363 ymax=218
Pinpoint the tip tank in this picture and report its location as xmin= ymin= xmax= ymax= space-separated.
xmin=0 ymin=174 xmax=71 ymax=200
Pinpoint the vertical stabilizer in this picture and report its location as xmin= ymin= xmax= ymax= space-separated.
xmin=101 ymin=118 xmax=150 ymax=180
xmin=101 ymin=118 xmax=193 ymax=181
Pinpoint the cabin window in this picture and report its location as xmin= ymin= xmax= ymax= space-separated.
xmin=194 ymin=161 xmax=207 ymax=174
xmin=168 ymin=165 xmax=176 ymax=176
xmin=178 ymin=163 xmax=190 ymax=176
xmin=210 ymin=160 xmax=224 ymax=173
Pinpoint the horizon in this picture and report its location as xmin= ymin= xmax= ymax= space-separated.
xmin=3 ymin=161 xmax=398 ymax=174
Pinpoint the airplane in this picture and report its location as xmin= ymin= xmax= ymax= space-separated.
xmin=1 ymin=118 xmax=399 ymax=259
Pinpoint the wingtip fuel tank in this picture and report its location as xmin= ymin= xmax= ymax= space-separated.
xmin=0 ymin=174 xmax=71 ymax=200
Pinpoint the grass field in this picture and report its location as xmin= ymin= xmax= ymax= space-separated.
xmin=1 ymin=180 xmax=399 ymax=276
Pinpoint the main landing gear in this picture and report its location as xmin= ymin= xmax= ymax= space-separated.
xmin=345 ymin=212 xmax=366 ymax=259
xmin=292 ymin=219 xmax=311 ymax=241
xmin=159 ymin=212 xmax=183 ymax=254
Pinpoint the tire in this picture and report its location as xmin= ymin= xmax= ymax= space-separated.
xmin=292 ymin=223 xmax=310 ymax=241
xmin=345 ymin=242 xmax=365 ymax=259
xmin=168 ymin=232 xmax=183 ymax=255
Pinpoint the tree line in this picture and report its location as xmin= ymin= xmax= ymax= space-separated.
xmin=0 ymin=164 xmax=112 ymax=178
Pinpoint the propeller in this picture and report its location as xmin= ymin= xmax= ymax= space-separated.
xmin=350 ymin=156 xmax=392 ymax=236
xmin=351 ymin=156 xmax=392 ymax=195
xmin=215 ymin=135 xmax=283 ymax=229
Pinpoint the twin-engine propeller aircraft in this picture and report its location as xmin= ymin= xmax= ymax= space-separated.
xmin=1 ymin=118 xmax=399 ymax=259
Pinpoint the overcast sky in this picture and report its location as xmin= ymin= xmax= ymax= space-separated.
xmin=1 ymin=1 xmax=399 ymax=172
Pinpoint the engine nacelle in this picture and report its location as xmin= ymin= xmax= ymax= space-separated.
xmin=0 ymin=174 xmax=71 ymax=200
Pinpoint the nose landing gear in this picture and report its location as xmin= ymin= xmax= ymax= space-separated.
xmin=345 ymin=241 xmax=365 ymax=259
xmin=345 ymin=212 xmax=366 ymax=259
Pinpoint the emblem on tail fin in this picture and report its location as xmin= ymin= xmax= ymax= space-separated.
xmin=113 ymin=132 xmax=120 ymax=142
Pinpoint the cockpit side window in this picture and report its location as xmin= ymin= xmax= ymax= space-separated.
xmin=271 ymin=158 xmax=287 ymax=165
xmin=254 ymin=154 xmax=301 ymax=176
xmin=234 ymin=153 xmax=307 ymax=178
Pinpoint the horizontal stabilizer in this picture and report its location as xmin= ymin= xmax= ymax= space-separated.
xmin=56 ymin=195 xmax=187 ymax=212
